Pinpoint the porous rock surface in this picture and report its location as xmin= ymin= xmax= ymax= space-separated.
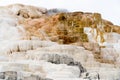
xmin=0 ymin=4 xmax=120 ymax=80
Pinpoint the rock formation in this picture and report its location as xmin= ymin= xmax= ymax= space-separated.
xmin=0 ymin=4 xmax=120 ymax=80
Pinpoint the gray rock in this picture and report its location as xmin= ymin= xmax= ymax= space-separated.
xmin=23 ymin=75 xmax=40 ymax=80
xmin=42 ymin=78 xmax=53 ymax=80
xmin=0 ymin=72 xmax=5 ymax=79
xmin=42 ymin=53 xmax=86 ymax=77
xmin=5 ymin=71 xmax=17 ymax=80
xmin=47 ymin=8 xmax=68 ymax=15
xmin=42 ymin=53 xmax=75 ymax=65
xmin=77 ymin=62 xmax=86 ymax=73
xmin=82 ymin=72 xmax=100 ymax=80
xmin=23 ymin=75 xmax=53 ymax=80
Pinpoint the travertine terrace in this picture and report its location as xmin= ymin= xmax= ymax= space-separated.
xmin=0 ymin=4 xmax=120 ymax=80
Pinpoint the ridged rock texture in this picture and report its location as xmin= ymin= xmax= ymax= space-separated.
xmin=0 ymin=4 xmax=120 ymax=80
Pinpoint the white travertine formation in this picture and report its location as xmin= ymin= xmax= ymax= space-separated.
xmin=7 ymin=4 xmax=47 ymax=18
xmin=0 ymin=4 xmax=120 ymax=80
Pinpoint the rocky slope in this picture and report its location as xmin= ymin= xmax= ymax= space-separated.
xmin=0 ymin=4 xmax=120 ymax=80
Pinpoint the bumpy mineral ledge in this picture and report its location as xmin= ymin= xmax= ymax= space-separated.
xmin=0 ymin=4 xmax=120 ymax=80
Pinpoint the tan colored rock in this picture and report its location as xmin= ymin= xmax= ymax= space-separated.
xmin=21 ymin=11 xmax=120 ymax=45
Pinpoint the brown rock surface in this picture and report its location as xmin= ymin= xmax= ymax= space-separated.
xmin=21 ymin=12 xmax=120 ymax=44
